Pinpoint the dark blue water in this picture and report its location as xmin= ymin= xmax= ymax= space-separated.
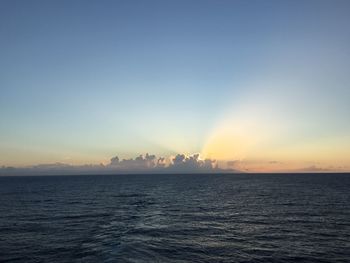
xmin=0 ymin=173 xmax=349 ymax=262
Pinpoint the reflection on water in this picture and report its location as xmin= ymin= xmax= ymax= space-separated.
xmin=0 ymin=173 xmax=349 ymax=262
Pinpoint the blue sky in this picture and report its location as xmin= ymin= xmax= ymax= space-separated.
xmin=1 ymin=0 xmax=350 ymax=171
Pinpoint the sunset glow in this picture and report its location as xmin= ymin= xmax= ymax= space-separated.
xmin=1 ymin=0 xmax=350 ymax=173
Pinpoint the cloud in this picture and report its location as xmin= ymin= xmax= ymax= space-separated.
xmin=110 ymin=156 xmax=119 ymax=165
xmin=107 ymin=153 xmax=220 ymax=173
xmin=280 ymin=165 xmax=349 ymax=173
xmin=227 ymin=160 xmax=239 ymax=167
xmin=294 ymin=165 xmax=334 ymax=172
xmin=268 ymin=161 xmax=283 ymax=164
xmin=0 ymin=153 xmax=231 ymax=176
xmin=32 ymin=162 xmax=72 ymax=169
xmin=2 ymin=154 xmax=347 ymax=176
xmin=109 ymin=153 xmax=157 ymax=170
xmin=166 ymin=154 xmax=217 ymax=173
xmin=157 ymin=157 xmax=166 ymax=168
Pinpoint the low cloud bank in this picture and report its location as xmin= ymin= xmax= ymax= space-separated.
xmin=0 ymin=153 xmax=237 ymax=176
xmin=109 ymin=153 xmax=218 ymax=172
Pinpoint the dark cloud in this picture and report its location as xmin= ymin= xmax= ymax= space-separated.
xmin=166 ymin=154 xmax=217 ymax=173
xmin=110 ymin=153 xmax=157 ymax=170
xmin=110 ymin=156 xmax=119 ymax=165
xmin=0 ymin=153 xmax=232 ymax=176
xmin=107 ymin=153 xmax=219 ymax=173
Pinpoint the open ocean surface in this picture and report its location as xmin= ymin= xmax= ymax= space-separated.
xmin=0 ymin=173 xmax=349 ymax=262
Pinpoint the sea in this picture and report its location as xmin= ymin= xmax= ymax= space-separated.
xmin=0 ymin=173 xmax=349 ymax=262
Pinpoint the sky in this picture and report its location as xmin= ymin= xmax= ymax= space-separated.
xmin=1 ymin=0 xmax=350 ymax=172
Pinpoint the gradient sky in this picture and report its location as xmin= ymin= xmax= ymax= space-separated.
xmin=1 ymin=0 xmax=350 ymax=171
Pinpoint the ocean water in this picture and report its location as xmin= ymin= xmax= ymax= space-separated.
xmin=0 ymin=173 xmax=349 ymax=263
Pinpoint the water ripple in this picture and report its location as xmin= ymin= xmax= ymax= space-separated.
xmin=0 ymin=173 xmax=349 ymax=262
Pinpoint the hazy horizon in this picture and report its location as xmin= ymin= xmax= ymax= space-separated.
xmin=1 ymin=152 xmax=349 ymax=175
